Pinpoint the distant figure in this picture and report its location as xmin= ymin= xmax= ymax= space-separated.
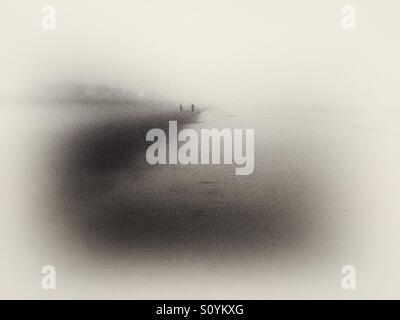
xmin=191 ymin=104 xmax=195 ymax=112
xmin=179 ymin=104 xmax=183 ymax=112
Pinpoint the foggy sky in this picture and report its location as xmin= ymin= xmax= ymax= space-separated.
xmin=1 ymin=0 xmax=400 ymax=112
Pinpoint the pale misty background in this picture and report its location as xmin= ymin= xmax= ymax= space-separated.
xmin=1 ymin=0 xmax=400 ymax=298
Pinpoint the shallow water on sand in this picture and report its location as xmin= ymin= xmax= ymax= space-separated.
xmin=2 ymin=102 xmax=399 ymax=298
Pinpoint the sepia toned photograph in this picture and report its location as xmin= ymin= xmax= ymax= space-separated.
xmin=1 ymin=0 xmax=399 ymax=303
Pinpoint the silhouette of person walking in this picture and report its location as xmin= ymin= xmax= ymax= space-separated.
xmin=179 ymin=104 xmax=183 ymax=112
xmin=191 ymin=104 xmax=195 ymax=112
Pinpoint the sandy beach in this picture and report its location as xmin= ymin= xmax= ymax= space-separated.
xmin=2 ymin=98 xmax=399 ymax=298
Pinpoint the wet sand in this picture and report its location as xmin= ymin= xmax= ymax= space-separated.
xmin=2 ymin=100 xmax=399 ymax=298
